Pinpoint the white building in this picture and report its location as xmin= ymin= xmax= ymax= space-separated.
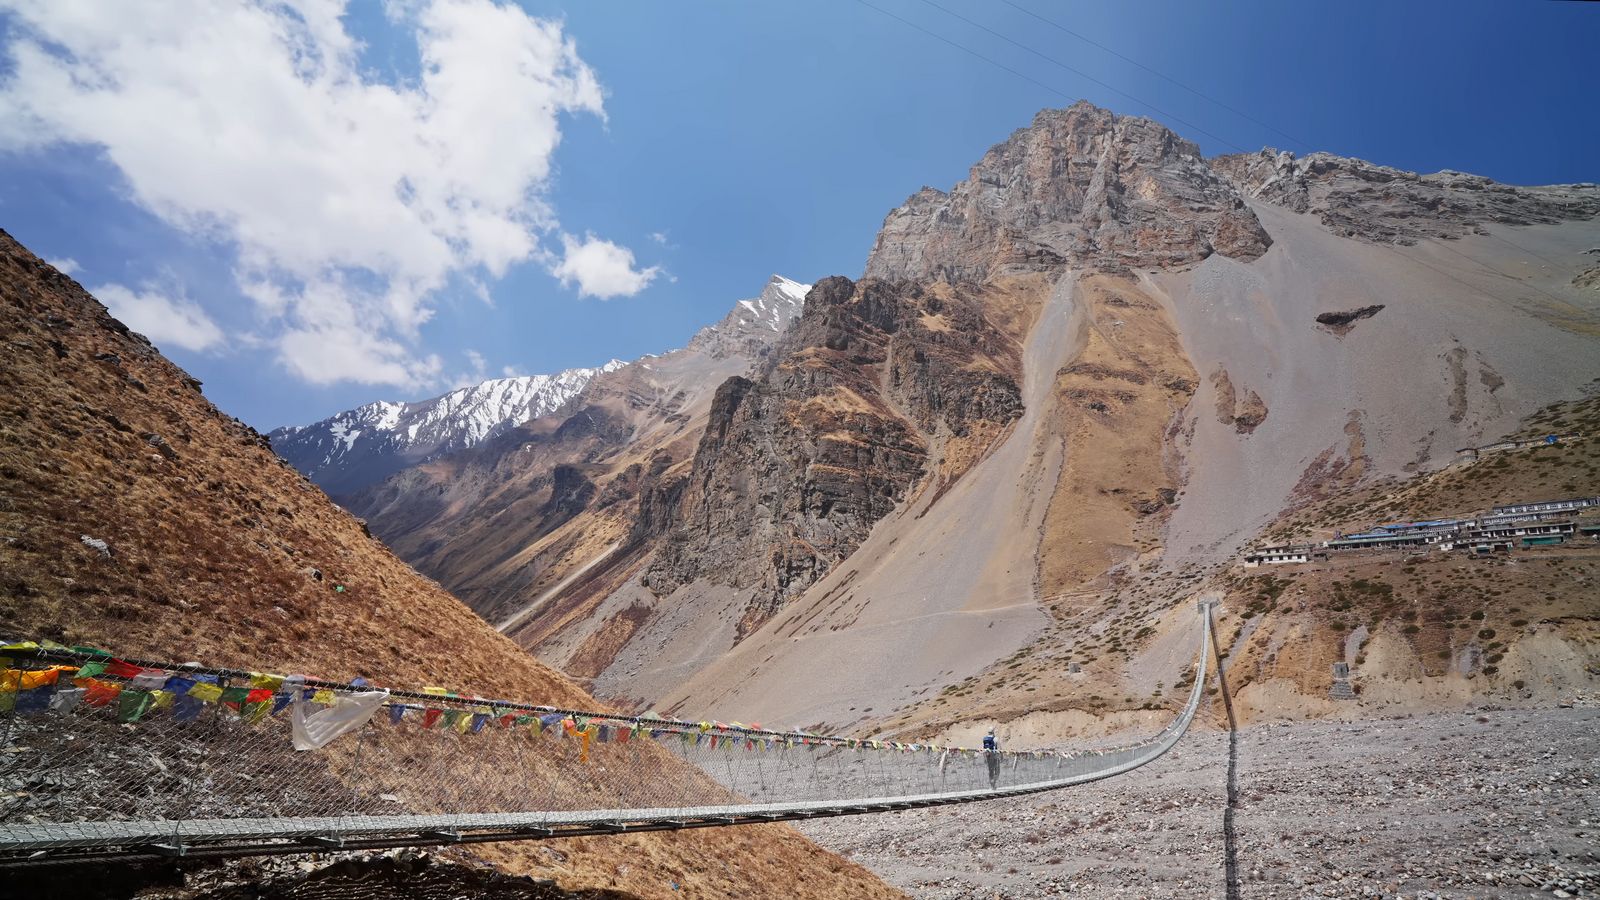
xmin=1243 ymin=544 xmax=1314 ymax=567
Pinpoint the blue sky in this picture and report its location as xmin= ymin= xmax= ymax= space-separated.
xmin=1 ymin=0 xmax=1595 ymax=431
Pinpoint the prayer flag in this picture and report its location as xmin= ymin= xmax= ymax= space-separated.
xmin=14 ymin=683 xmax=52 ymax=714
xmin=82 ymin=678 xmax=122 ymax=708
xmin=186 ymin=682 xmax=224 ymax=703
xmin=118 ymin=690 xmax=153 ymax=723
xmin=128 ymin=671 xmax=168 ymax=691
xmin=104 ymin=659 xmax=145 ymax=679
xmin=50 ymin=687 xmax=85 ymax=713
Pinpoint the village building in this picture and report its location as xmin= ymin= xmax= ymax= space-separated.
xmin=1242 ymin=544 xmax=1316 ymax=567
xmin=1489 ymin=496 xmax=1599 ymax=518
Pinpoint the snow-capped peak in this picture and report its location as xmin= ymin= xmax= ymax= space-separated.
xmin=268 ymin=360 xmax=622 ymax=494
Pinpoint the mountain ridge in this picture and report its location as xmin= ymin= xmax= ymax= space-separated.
xmin=268 ymin=360 xmax=625 ymax=496
xmin=282 ymin=101 xmax=1598 ymax=736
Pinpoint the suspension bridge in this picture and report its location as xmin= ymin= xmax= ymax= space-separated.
xmin=0 ymin=607 xmax=1211 ymax=868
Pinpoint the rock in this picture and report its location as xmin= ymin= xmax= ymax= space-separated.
xmin=79 ymin=535 xmax=112 ymax=557
xmin=866 ymin=101 xmax=1271 ymax=282
xmin=1213 ymin=149 xmax=1600 ymax=245
xmin=142 ymin=432 xmax=178 ymax=461
xmin=1315 ymin=305 xmax=1386 ymax=336
xmin=642 ymin=276 xmax=1022 ymax=635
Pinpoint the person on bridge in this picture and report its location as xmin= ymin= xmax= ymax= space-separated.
xmin=983 ymin=727 xmax=1000 ymax=789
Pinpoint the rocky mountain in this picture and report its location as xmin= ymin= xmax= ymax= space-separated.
xmin=866 ymin=103 xmax=1271 ymax=280
xmin=0 ymin=235 xmax=896 ymax=898
xmin=338 ymin=274 xmax=811 ymax=631
xmin=335 ymin=100 xmax=1596 ymax=738
xmin=687 ymin=274 xmax=810 ymax=357
xmin=1211 ymin=148 xmax=1600 ymax=245
xmin=268 ymin=360 xmax=625 ymax=496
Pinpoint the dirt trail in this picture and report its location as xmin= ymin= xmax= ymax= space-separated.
xmin=497 ymin=542 xmax=621 ymax=632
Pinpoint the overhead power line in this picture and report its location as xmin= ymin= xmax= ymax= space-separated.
xmin=996 ymin=0 xmax=1316 ymax=153
xmin=902 ymin=0 xmax=1250 ymax=154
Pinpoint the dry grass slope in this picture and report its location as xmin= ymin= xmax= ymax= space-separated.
xmin=0 ymin=231 xmax=901 ymax=900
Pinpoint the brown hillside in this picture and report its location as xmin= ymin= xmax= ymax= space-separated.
xmin=0 ymin=231 xmax=901 ymax=900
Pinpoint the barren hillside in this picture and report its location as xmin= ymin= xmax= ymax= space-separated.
xmin=0 ymin=231 xmax=900 ymax=899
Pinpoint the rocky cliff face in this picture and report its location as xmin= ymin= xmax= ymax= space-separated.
xmin=865 ymin=101 xmax=1271 ymax=282
xmin=1212 ymin=148 xmax=1600 ymax=245
xmin=641 ymin=276 xmax=1025 ymax=634
xmin=269 ymin=361 xmax=623 ymax=496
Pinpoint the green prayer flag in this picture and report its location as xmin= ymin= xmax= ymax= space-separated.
xmin=219 ymin=686 xmax=251 ymax=705
xmin=118 ymin=690 xmax=154 ymax=723
xmin=76 ymin=660 xmax=108 ymax=680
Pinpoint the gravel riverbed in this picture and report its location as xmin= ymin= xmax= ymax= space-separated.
xmin=800 ymin=707 xmax=1599 ymax=899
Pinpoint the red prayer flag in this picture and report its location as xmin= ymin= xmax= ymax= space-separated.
xmin=104 ymin=659 xmax=145 ymax=679
xmin=82 ymin=678 xmax=122 ymax=707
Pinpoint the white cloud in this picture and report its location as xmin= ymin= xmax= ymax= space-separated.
xmin=550 ymin=232 xmax=661 ymax=299
xmin=46 ymin=256 xmax=80 ymax=275
xmin=94 ymin=283 xmax=225 ymax=352
xmin=501 ymin=364 xmax=523 ymax=378
xmin=0 ymin=0 xmax=612 ymax=389
xmin=448 ymin=348 xmax=490 ymax=387
xmin=649 ymin=231 xmax=670 ymax=245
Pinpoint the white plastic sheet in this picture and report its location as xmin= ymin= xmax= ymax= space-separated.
xmin=291 ymin=689 xmax=389 ymax=751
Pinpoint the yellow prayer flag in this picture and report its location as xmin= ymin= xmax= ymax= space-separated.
xmin=187 ymin=682 xmax=224 ymax=702
xmin=312 ymin=689 xmax=335 ymax=705
xmin=249 ymin=672 xmax=285 ymax=690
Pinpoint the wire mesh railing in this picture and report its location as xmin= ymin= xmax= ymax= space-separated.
xmin=0 ymin=608 xmax=1209 ymax=864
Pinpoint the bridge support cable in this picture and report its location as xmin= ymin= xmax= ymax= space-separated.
xmin=0 ymin=611 xmax=1208 ymax=866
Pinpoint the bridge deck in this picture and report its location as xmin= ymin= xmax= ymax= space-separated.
xmin=0 ymin=751 xmax=1162 ymax=853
